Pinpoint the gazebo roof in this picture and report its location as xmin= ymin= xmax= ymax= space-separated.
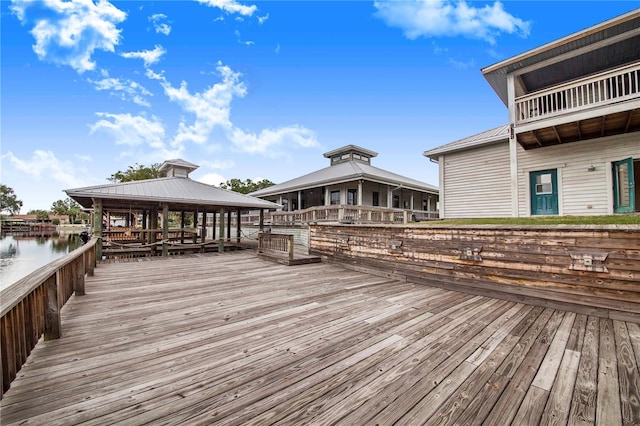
xmin=65 ymin=176 xmax=280 ymax=211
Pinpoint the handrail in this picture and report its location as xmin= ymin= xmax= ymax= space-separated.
xmin=257 ymin=232 xmax=294 ymax=262
xmin=515 ymin=61 xmax=640 ymax=124
xmin=1 ymin=237 xmax=97 ymax=398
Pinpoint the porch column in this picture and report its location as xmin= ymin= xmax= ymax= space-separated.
xmin=387 ymin=186 xmax=393 ymax=208
xmin=410 ymin=193 xmax=414 ymax=210
xmin=218 ymin=208 xmax=225 ymax=252
xmin=200 ymin=209 xmax=207 ymax=243
xmin=325 ymin=187 xmax=330 ymax=206
xmin=92 ymin=198 xmax=103 ymax=260
xmin=297 ymin=191 xmax=302 ymax=211
xmin=507 ymin=74 xmax=519 ymax=217
xmin=357 ymin=180 xmax=363 ymax=206
xmin=162 ymin=204 xmax=169 ymax=257
xmin=236 ymin=208 xmax=241 ymax=243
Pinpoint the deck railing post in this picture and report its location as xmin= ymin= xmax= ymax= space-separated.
xmin=288 ymin=235 xmax=294 ymax=263
xmin=75 ymin=257 xmax=85 ymax=296
xmin=44 ymin=275 xmax=61 ymax=341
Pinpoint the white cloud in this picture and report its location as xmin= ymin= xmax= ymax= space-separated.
xmin=146 ymin=62 xmax=318 ymax=157
xmin=448 ymin=57 xmax=476 ymax=70
xmin=201 ymin=159 xmax=236 ymax=170
xmin=374 ymin=0 xmax=530 ymax=45
xmin=197 ymin=173 xmax=226 ymax=187
xmin=149 ymin=13 xmax=171 ymax=35
xmin=229 ymin=125 xmax=319 ymax=155
xmin=2 ymin=150 xmax=84 ymax=188
xmin=88 ymin=70 xmax=153 ymax=106
xmin=90 ymin=112 xmax=166 ymax=150
xmin=74 ymin=154 xmax=93 ymax=162
xmin=152 ymin=62 xmax=246 ymax=146
xmin=275 ymin=43 xmax=281 ymax=54
xmin=121 ymin=45 xmax=166 ymax=68
xmin=257 ymin=13 xmax=269 ymax=24
xmin=195 ymin=0 xmax=257 ymax=17
xmin=10 ymin=0 xmax=127 ymax=73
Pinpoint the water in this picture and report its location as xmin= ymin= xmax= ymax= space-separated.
xmin=0 ymin=233 xmax=83 ymax=290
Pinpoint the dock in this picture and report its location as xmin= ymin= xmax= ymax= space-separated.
xmin=1 ymin=251 xmax=639 ymax=425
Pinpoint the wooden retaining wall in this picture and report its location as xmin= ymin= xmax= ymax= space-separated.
xmin=309 ymin=224 xmax=640 ymax=322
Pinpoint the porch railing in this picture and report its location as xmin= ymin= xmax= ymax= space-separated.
xmin=241 ymin=205 xmax=439 ymax=225
xmin=1 ymin=238 xmax=97 ymax=399
xmin=516 ymin=61 xmax=640 ymax=124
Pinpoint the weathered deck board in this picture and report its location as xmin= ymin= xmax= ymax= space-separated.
xmin=1 ymin=251 xmax=638 ymax=425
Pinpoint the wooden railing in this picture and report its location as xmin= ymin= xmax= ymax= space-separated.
xmin=257 ymin=232 xmax=294 ymax=263
xmin=241 ymin=205 xmax=439 ymax=225
xmin=1 ymin=238 xmax=97 ymax=399
xmin=103 ymin=228 xmax=198 ymax=243
xmin=516 ymin=61 xmax=640 ymax=124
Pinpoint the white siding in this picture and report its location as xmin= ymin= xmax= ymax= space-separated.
xmin=442 ymin=142 xmax=511 ymax=218
xmin=516 ymin=132 xmax=640 ymax=216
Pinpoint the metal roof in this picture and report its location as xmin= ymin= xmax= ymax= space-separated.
xmin=65 ymin=177 xmax=281 ymax=210
xmin=323 ymin=145 xmax=378 ymax=158
xmin=157 ymin=159 xmax=199 ymax=174
xmin=482 ymin=9 xmax=640 ymax=105
xmin=423 ymin=124 xmax=509 ymax=159
xmin=250 ymin=160 xmax=438 ymax=197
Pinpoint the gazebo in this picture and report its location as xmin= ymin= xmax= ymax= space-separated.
xmin=65 ymin=159 xmax=280 ymax=258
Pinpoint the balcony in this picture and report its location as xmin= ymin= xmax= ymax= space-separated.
xmin=514 ymin=61 xmax=640 ymax=149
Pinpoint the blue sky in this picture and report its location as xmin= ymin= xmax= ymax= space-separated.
xmin=2 ymin=0 xmax=638 ymax=212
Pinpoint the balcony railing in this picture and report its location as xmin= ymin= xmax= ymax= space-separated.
xmin=516 ymin=62 xmax=640 ymax=125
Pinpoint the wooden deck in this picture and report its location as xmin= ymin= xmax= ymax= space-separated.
xmin=1 ymin=251 xmax=639 ymax=425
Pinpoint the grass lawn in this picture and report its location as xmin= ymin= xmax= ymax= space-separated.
xmin=415 ymin=214 xmax=640 ymax=226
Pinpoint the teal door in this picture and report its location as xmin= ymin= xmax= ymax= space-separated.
xmin=530 ymin=169 xmax=558 ymax=215
xmin=613 ymin=158 xmax=635 ymax=213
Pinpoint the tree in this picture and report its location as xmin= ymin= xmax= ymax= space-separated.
xmin=27 ymin=209 xmax=50 ymax=221
xmin=0 ymin=184 xmax=23 ymax=215
xmin=220 ymin=178 xmax=275 ymax=194
xmin=51 ymin=198 xmax=83 ymax=224
xmin=108 ymin=163 xmax=161 ymax=183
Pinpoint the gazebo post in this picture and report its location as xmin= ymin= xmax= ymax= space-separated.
xmin=259 ymin=209 xmax=264 ymax=232
xmin=236 ymin=208 xmax=241 ymax=243
xmin=193 ymin=209 xmax=198 ymax=243
xmin=92 ymin=198 xmax=103 ymax=260
xmin=212 ymin=212 xmax=217 ymax=240
xmin=141 ymin=209 xmax=147 ymax=243
xmin=150 ymin=207 xmax=158 ymax=255
xmin=162 ymin=204 xmax=169 ymax=257
xmin=200 ymin=209 xmax=207 ymax=243
xmin=226 ymin=210 xmax=231 ymax=242
xmin=180 ymin=211 xmax=186 ymax=244
xmin=218 ymin=208 xmax=225 ymax=253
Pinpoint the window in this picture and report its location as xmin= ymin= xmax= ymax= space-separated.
xmin=372 ymin=191 xmax=379 ymax=207
xmin=347 ymin=189 xmax=357 ymax=205
xmin=393 ymin=195 xmax=400 ymax=208
xmin=535 ymin=173 xmax=553 ymax=194
xmin=330 ymin=190 xmax=340 ymax=205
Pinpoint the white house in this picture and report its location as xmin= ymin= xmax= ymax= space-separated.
xmin=424 ymin=9 xmax=640 ymax=218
